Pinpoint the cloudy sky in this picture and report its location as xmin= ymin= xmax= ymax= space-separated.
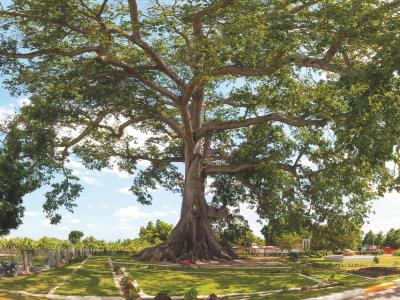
xmin=0 ymin=0 xmax=399 ymax=242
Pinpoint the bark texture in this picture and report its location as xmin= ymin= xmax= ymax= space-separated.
xmin=136 ymin=155 xmax=235 ymax=262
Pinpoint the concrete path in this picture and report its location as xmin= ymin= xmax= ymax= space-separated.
xmin=354 ymin=286 xmax=400 ymax=299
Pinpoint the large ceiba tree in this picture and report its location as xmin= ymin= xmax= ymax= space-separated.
xmin=1 ymin=0 xmax=400 ymax=260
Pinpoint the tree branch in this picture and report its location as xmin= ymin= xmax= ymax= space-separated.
xmin=193 ymin=0 xmax=234 ymax=37
xmin=97 ymin=0 xmax=109 ymax=18
xmin=116 ymin=152 xmax=185 ymax=164
xmin=61 ymin=111 xmax=109 ymax=158
xmin=127 ymin=0 xmax=185 ymax=88
xmin=156 ymin=112 xmax=185 ymax=138
xmin=96 ymin=54 xmax=179 ymax=102
xmin=196 ymin=113 xmax=328 ymax=140
xmin=0 ymin=46 xmax=99 ymax=59
xmin=210 ymin=53 xmax=350 ymax=77
xmin=0 ymin=10 xmax=91 ymax=35
xmin=205 ymin=162 xmax=295 ymax=175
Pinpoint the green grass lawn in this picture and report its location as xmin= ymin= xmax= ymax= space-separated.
xmin=55 ymin=256 xmax=118 ymax=296
xmin=113 ymin=256 xmax=400 ymax=299
xmin=1 ymin=255 xmax=400 ymax=299
xmin=114 ymin=258 xmax=317 ymax=296
xmin=0 ymin=262 xmax=79 ymax=294
xmin=0 ymin=256 xmax=118 ymax=297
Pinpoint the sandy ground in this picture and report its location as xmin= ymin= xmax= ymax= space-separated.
xmin=354 ymin=287 xmax=400 ymax=299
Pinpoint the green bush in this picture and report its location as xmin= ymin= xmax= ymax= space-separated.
xmin=127 ymin=286 xmax=141 ymax=300
xmin=114 ymin=265 xmax=123 ymax=275
xmin=289 ymin=252 xmax=301 ymax=261
xmin=184 ymin=288 xmax=198 ymax=300
xmin=394 ymin=249 xmax=400 ymax=256
xmin=121 ymin=274 xmax=134 ymax=288
xmin=301 ymin=268 xmax=313 ymax=276
xmin=281 ymin=285 xmax=289 ymax=293
xmin=373 ymin=256 xmax=380 ymax=265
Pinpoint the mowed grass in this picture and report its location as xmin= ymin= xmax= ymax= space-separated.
xmin=55 ymin=256 xmax=118 ymax=296
xmin=113 ymin=258 xmax=317 ymax=296
xmin=306 ymin=255 xmax=400 ymax=270
xmin=0 ymin=262 xmax=79 ymax=294
xmin=0 ymin=256 xmax=118 ymax=297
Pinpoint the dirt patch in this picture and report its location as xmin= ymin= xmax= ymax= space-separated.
xmin=349 ymin=267 xmax=400 ymax=277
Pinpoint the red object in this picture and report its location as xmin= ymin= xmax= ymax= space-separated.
xmin=384 ymin=247 xmax=395 ymax=254
xmin=178 ymin=259 xmax=191 ymax=267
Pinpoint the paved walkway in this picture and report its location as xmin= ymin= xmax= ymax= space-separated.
xmin=354 ymin=286 xmax=400 ymax=299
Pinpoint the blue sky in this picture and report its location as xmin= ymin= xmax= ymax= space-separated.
xmin=0 ymin=0 xmax=399 ymax=242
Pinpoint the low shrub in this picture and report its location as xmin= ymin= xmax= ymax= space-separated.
xmin=289 ymin=252 xmax=301 ymax=261
xmin=155 ymin=292 xmax=171 ymax=300
xmin=127 ymin=286 xmax=141 ymax=300
xmin=121 ymin=274 xmax=134 ymax=289
xmin=208 ymin=294 xmax=218 ymax=300
xmin=114 ymin=265 xmax=123 ymax=275
xmin=394 ymin=249 xmax=400 ymax=256
xmin=281 ymin=285 xmax=289 ymax=293
xmin=184 ymin=288 xmax=198 ymax=300
xmin=301 ymin=268 xmax=313 ymax=276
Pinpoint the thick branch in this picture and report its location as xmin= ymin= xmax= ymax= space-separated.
xmin=61 ymin=111 xmax=109 ymax=158
xmin=196 ymin=113 xmax=327 ymax=139
xmin=96 ymin=55 xmax=179 ymax=102
xmin=156 ymin=112 xmax=185 ymax=138
xmin=98 ymin=116 xmax=149 ymax=138
xmin=127 ymin=0 xmax=184 ymax=88
xmin=205 ymin=162 xmax=295 ymax=175
xmin=127 ymin=0 xmax=141 ymax=37
xmin=211 ymin=53 xmax=349 ymax=77
xmin=207 ymin=206 xmax=229 ymax=218
xmin=0 ymin=46 xmax=99 ymax=59
xmin=116 ymin=152 xmax=185 ymax=164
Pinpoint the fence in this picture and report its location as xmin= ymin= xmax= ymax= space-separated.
xmin=0 ymin=247 xmax=92 ymax=275
xmin=92 ymin=249 xmax=132 ymax=257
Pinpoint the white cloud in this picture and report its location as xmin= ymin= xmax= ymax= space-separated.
xmin=0 ymin=104 xmax=14 ymax=124
xmin=153 ymin=211 xmax=168 ymax=217
xmin=17 ymin=97 xmax=31 ymax=107
xmin=114 ymin=222 xmax=135 ymax=232
xmin=114 ymin=205 xmax=151 ymax=219
xmin=239 ymin=203 xmax=264 ymax=237
xmin=41 ymin=219 xmax=51 ymax=227
xmin=57 ymin=226 xmax=70 ymax=231
xmin=87 ymin=204 xmax=94 ymax=209
xmin=87 ymin=223 xmax=104 ymax=229
xmin=118 ymin=186 xmax=132 ymax=195
xmin=25 ymin=211 xmax=38 ymax=217
xmin=169 ymin=210 xmax=178 ymax=215
xmin=70 ymin=218 xmax=80 ymax=224
xmin=103 ymin=165 xmax=131 ymax=178
xmin=81 ymin=176 xmax=103 ymax=186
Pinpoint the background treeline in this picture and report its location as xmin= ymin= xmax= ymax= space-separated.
xmin=362 ymin=228 xmax=400 ymax=249
xmin=0 ymin=220 xmax=174 ymax=251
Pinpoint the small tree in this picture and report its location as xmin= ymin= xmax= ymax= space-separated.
xmin=363 ymin=230 xmax=375 ymax=247
xmin=68 ymin=230 xmax=84 ymax=245
xmin=375 ymin=232 xmax=385 ymax=248
xmin=214 ymin=214 xmax=264 ymax=247
xmin=139 ymin=220 xmax=173 ymax=244
xmin=276 ymin=232 xmax=301 ymax=252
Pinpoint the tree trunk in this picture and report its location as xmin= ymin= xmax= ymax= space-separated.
xmin=136 ymin=155 xmax=234 ymax=262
